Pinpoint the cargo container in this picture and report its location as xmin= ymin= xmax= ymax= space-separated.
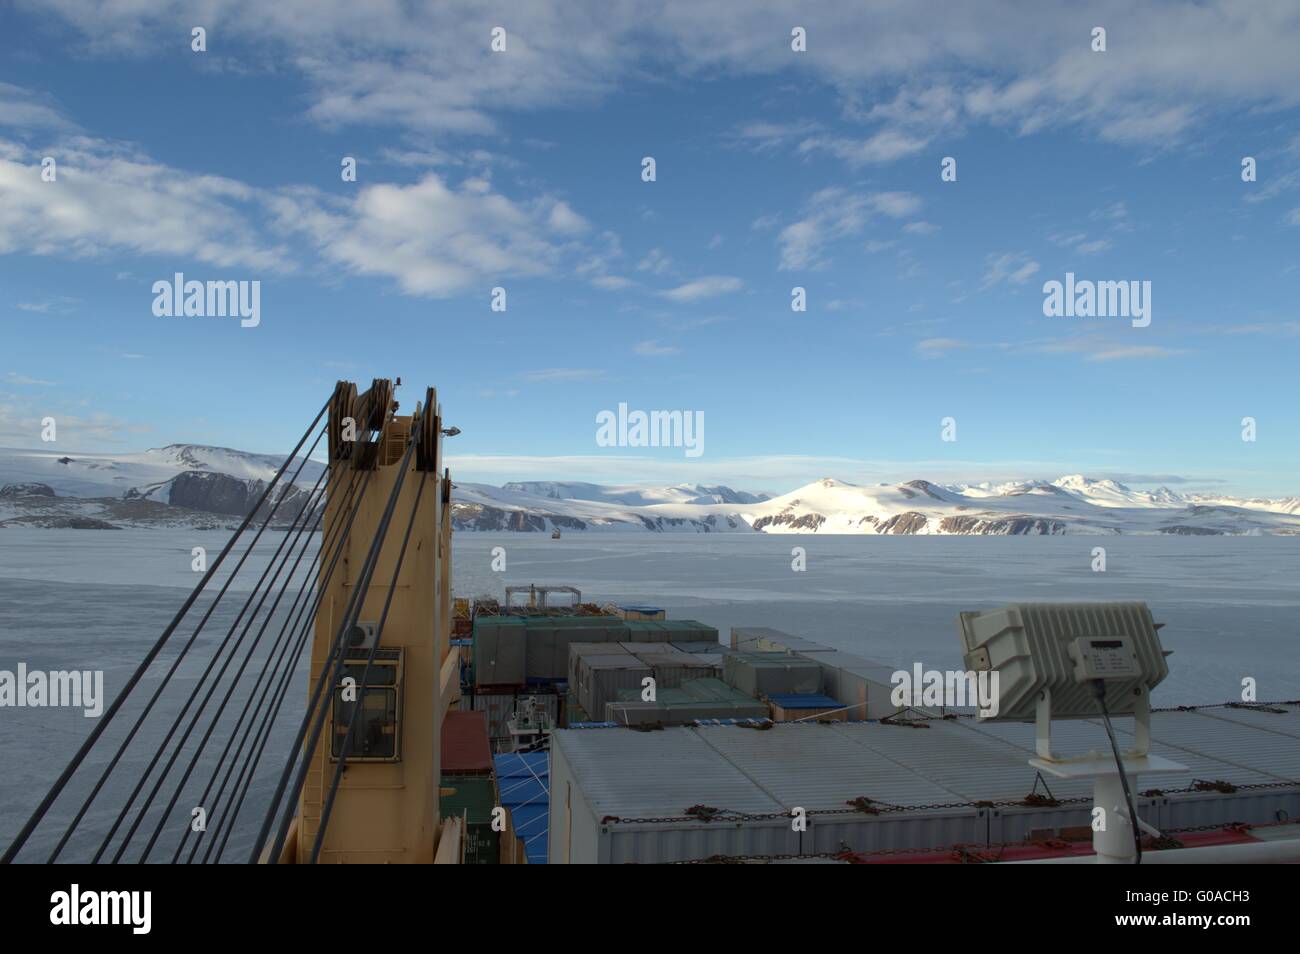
xmin=549 ymin=716 xmax=1300 ymax=863
xmin=567 ymin=641 xmax=630 ymax=689
xmin=440 ymin=774 xmax=499 ymax=864
xmin=723 ymin=651 xmax=823 ymax=697
xmin=658 ymin=620 xmax=720 ymax=641
xmin=574 ymin=651 xmax=652 ymax=721
xmin=617 ymin=604 xmax=666 ymax=620
xmin=791 ymin=650 xmax=901 ymax=720
xmin=670 ymin=640 xmax=725 ymax=654
xmin=473 ymin=616 xmax=527 ymax=686
xmin=767 ymin=692 xmax=848 ymax=722
xmin=620 ymin=620 xmax=671 ymax=640
xmin=524 ymin=620 xmax=625 ymax=682
xmin=605 ymin=682 xmax=771 ymax=726
xmin=730 ymin=626 xmax=829 ymax=654
xmin=546 ymin=723 xmax=1001 ymax=863
xmin=441 ymin=710 xmax=494 ymax=775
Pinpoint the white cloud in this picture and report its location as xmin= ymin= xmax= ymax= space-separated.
xmin=915 ymin=338 xmax=970 ymax=358
xmin=903 ymin=221 xmax=940 ymax=235
xmin=981 ymin=251 xmax=1040 ymax=288
xmin=659 ymin=276 xmax=743 ymax=302
xmin=0 ymin=82 xmax=73 ymax=131
xmin=1076 ymin=238 xmax=1112 ymax=254
xmin=0 ymin=396 xmax=149 ymax=448
xmin=21 ymin=1 xmax=1300 ymax=154
xmin=269 ymin=173 xmax=591 ymax=296
xmin=637 ymin=248 xmax=672 ymax=274
xmin=779 ymin=189 xmax=920 ymax=270
xmin=0 ymin=134 xmax=291 ymax=271
xmin=797 ymin=129 xmax=930 ymax=165
xmin=634 ymin=340 xmax=679 ymax=356
xmin=4 ymin=372 xmax=55 ymax=386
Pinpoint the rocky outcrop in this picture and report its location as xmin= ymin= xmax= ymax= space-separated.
xmin=1 ymin=515 xmax=119 ymax=529
xmin=164 ymin=472 xmax=259 ymax=516
xmin=877 ymin=511 xmax=929 ymax=534
xmin=938 ymin=515 xmax=1068 ymax=535
xmin=902 ymin=479 xmax=945 ymax=500
xmin=126 ymin=471 xmax=317 ymax=525
xmin=752 ymin=512 xmax=826 ymax=532
xmin=452 ymin=502 xmax=591 ymax=533
xmin=0 ymin=482 xmax=56 ymax=497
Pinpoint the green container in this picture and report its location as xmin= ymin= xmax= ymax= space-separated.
xmin=440 ymin=774 xmax=496 ymax=826
xmin=464 ymin=823 xmax=501 ymax=865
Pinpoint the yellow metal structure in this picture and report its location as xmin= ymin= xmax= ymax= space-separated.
xmin=285 ymin=379 xmax=454 ymax=863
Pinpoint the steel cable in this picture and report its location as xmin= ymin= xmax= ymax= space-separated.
xmin=1 ymin=399 xmax=328 ymax=865
xmin=113 ymin=460 xmax=334 ymax=863
xmin=209 ymin=466 xmax=378 ymax=863
xmin=175 ymin=466 xmax=365 ymax=863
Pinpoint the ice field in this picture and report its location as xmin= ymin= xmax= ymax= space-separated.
xmin=1 ymin=528 xmax=1297 ymax=857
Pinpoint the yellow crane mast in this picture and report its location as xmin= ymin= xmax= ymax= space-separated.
xmin=270 ymin=379 xmax=457 ymax=863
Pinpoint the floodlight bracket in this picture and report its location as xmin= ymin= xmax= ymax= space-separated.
xmin=1034 ymin=684 xmax=1152 ymax=762
xmin=1030 ymin=752 xmax=1186 ymax=864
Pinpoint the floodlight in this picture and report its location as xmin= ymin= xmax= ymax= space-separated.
xmin=958 ymin=601 xmax=1171 ymax=758
xmin=956 ymin=602 xmax=1184 ymax=864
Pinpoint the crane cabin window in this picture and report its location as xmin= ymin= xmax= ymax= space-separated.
xmin=331 ymin=651 xmax=403 ymax=762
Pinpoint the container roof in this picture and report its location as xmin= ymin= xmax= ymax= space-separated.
xmin=494 ymin=752 xmax=549 ymax=864
xmin=441 ymin=710 xmax=494 ymax=775
xmin=553 ymin=705 xmax=1300 ymax=818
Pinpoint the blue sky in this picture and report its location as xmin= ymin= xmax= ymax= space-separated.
xmin=1 ymin=2 xmax=1298 ymax=495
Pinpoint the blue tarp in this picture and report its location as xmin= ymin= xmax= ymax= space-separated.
xmin=494 ymin=752 xmax=549 ymax=864
xmin=766 ymin=693 xmax=842 ymax=709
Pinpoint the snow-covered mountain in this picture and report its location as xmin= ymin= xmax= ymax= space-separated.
xmin=2 ymin=444 xmax=1298 ymax=535
xmin=452 ymin=474 xmax=1300 ymax=536
xmin=500 ymin=481 xmax=769 ymax=506
xmin=0 ymin=445 xmax=324 ymax=529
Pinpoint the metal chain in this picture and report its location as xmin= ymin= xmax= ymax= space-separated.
xmin=600 ymin=779 xmax=1296 ymax=825
xmin=671 ymin=819 xmax=1300 ymax=863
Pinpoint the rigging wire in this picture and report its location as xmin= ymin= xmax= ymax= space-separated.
xmin=1 ymin=398 xmax=329 ymax=866
xmin=204 ymin=467 xmax=377 ymax=864
xmin=174 ymin=466 xmax=366 ymax=863
xmin=92 ymin=448 xmax=331 ymax=863
xmin=50 ymin=429 xmax=328 ymax=863
xmin=128 ymin=466 xmax=338 ymax=863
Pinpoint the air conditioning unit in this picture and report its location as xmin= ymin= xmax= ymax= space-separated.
xmin=346 ymin=621 xmax=379 ymax=651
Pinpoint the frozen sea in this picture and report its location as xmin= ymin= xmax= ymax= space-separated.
xmin=1 ymin=528 xmax=1298 ymax=859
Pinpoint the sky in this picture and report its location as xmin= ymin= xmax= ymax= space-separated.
xmin=1 ymin=1 xmax=1298 ymax=496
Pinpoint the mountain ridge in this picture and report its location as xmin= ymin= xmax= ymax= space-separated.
xmin=2 ymin=444 xmax=1298 ymax=535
